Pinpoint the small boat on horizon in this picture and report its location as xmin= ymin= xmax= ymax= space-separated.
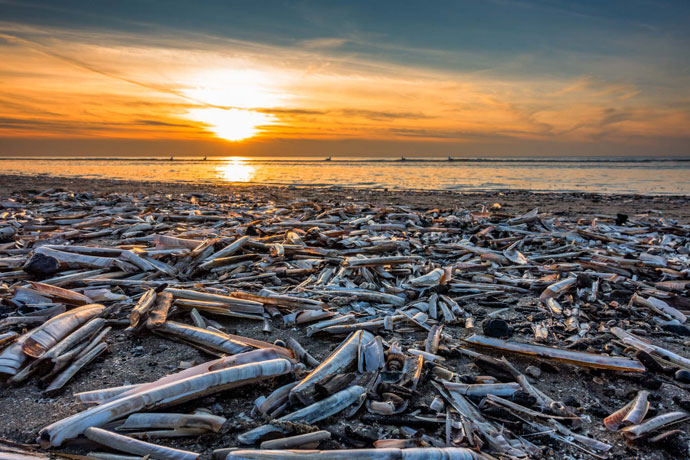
xmin=203 ymin=156 xmax=207 ymax=161
xmin=169 ymin=156 xmax=174 ymax=161
xmin=448 ymin=156 xmax=457 ymax=161
xmin=324 ymin=157 xmax=331 ymax=161
xmin=400 ymin=156 xmax=407 ymax=162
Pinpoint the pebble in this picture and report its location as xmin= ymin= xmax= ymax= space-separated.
xmin=634 ymin=350 xmax=665 ymax=373
xmin=525 ymin=366 xmax=541 ymax=379
xmin=482 ymin=318 xmax=511 ymax=338
xmin=674 ymin=369 xmax=690 ymax=384
xmin=661 ymin=323 xmax=690 ymax=336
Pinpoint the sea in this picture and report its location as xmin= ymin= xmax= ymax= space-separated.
xmin=1 ymin=156 xmax=690 ymax=195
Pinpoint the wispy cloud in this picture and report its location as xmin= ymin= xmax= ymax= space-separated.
xmin=300 ymin=37 xmax=348 ymax=49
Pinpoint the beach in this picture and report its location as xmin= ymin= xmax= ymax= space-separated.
xmin=0 ymin=175 xmax=689 ymax=460
xmin=3 ymin=173 xmax=690 ymax=221
xmin=3 ymin=0 xmax=690 ymax=458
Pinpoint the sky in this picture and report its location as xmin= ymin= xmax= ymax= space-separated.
xmin=0 ymin=0 xmax=689 ymax=157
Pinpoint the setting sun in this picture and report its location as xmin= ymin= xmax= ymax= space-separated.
xmin=188 ymin=108 xmax=274 ymax=141
xmin=182 ymin=69 xmax=283 ymax=141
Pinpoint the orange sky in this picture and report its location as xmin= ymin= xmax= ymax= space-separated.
xmin=1 ymin=1 xmax=689 ymax=156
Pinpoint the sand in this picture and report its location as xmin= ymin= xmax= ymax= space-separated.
xmin=3 ymin=174 xmax=690 ymax=222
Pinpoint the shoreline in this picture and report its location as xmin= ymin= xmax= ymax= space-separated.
xmin=2 ymin=174 xmax=690 ymax=222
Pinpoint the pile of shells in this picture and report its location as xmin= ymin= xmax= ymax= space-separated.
xmin=0 ymin=188 xmax=689 ymax=459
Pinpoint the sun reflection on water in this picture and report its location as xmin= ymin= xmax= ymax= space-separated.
xmin=215 ymin=158 xmax=255 ymax=182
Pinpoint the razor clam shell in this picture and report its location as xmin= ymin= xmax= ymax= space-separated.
xmin=39 ymin=358 xmax=293 ymax=446
xmin=620 ymin=411 xmax=689 ymax=439
xmin=155 ymin=321 xmax=251 ymax=355
xmin=43 ymin=341 xmax=108 ymax=394
xmin=117 ymin=412 xmax=226 ymax=432
xmin=165 ymin=288 xmax=264 ymax=314
xmin=238 ymin=385 xmax=366 ymax=445
xmin=620 ymin=390 xmax=650 ymax=427
xmin=290 ymin=330 xmax=373 ymax=405
xmin=0 ymin=335 xmax=30 ymax=376
xmin=443 ymin=382 xmax=521 ymax=398
xmin=84 ymin=426 xmax=200 ymax=460
xmin=22 ymin=304 xmax=105 ymax=358
xmin=104 ymin=349 xmax=286 ymax=404
xmin=226 ymin=447 xmax=488 ymax=459
xmin=259 ymin=430 xmax=331 ymax=450
xmin=464 ymin=334 xmax=646 ymax=372
xmin=360 ymin=335 xmax=385 ymax=372
xmin=75 ymin=383 xmax=144 ymax=404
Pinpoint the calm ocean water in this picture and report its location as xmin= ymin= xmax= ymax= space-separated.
xmin=2 ymin=156 xmax=690 ymax=195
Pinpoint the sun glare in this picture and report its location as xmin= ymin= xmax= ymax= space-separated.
xmin=216 ymin=158 xmax=255 ymax=182
xmin=189 ymin=108 xmax=274 ymax=141
xmin=183 ymin=69 xmax=284 ymax=141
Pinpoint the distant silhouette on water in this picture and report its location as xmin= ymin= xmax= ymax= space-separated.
xmin=400 ymin=156 xmax=407 ymax=161
xmin=324 ymin=157 xmax=331 ymax=161
xmin=169 ymin=156 xmax=173 ymax=161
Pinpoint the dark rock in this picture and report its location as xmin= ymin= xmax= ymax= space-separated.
xmin=433 ymin=284 xmax=449 ymax=295
xmin=482 ymin=318 xmax=511 ymax=338
xmin=22 ymin=253 xmax=60 ymax=278
xmin=459 ymin=374 xmax=475 ymax=384
xmin=661 ymin=323 xmax=690 ymax=337
xmin=674 ymin=369 xmax=690 ymax=384
xmin=0 ymin=226 xmax=16 ymax=242
xmin=615 ymin=213 xmax=628 ymax=225
xmin=635 ymin=350 xmax=666 ymax=374
xmin=576 ymin=273 xmax=593 ymax=288
xmin=245 ymin=225 xmax=259 ymax=236
xmin=525 ymin=366 xmax=541 ymax=379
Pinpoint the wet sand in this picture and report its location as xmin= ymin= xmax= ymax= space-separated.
xmin=3 ymin=174 xmax=690 ymax=222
